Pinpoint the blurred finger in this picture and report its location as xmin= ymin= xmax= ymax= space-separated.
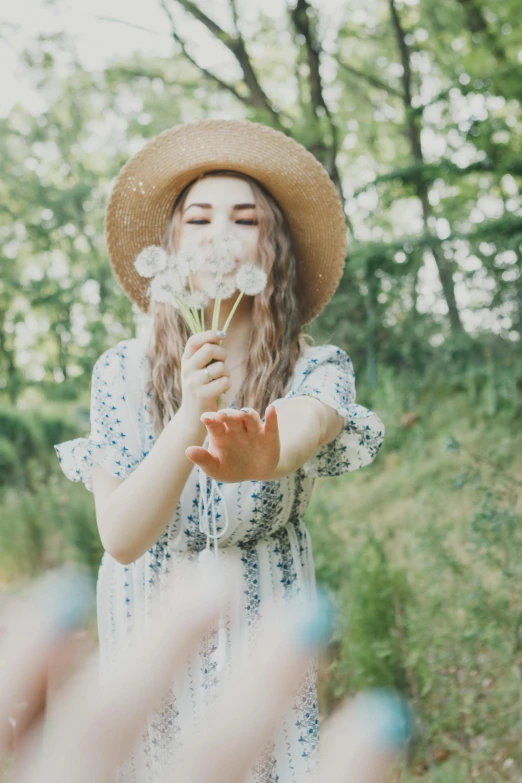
xmin=317 ymin=689 xmax=412 ymax=783
xmin=32 ymin=558 xmax=242 ymax=783
xmin=0 ymin=568 xmax=94 ymax=754
xmin=180 ymin=590 xmax=334 ymax=783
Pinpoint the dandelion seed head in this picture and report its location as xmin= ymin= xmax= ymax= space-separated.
xmin=218 ymin=233 xmax=243 ymax=256
xmin=204 ymin=234 xmax=243 ymax=275
xmin=135 ymin=245 xmax=169 ymax=278
xmin=175 ymin=247 xmax=207 ymax=273
xmin=236 ymin=265 xmax=267 ymax=296
xmin=149 ymin=270 xmax=187 ymax=304
xmin=202 ymin=277 xmax=237 ymax=300
xmin=186 ymin=290 xmax=209 ymax=309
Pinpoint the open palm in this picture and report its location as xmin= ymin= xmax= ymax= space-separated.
xmin=185 ymin=405 xmax=280 ymax=483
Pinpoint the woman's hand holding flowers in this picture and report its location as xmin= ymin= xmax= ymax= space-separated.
xmin=185 ymin=406 xmax=280 ymax=483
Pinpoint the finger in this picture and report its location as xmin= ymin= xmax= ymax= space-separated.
xmin=201 ymin=414 xmax=229 ymax=436
xmin=215 ymin=409 xmax=243 ymax=433
xmin=31 ymin=559 xmax=242 ymax=783
xmin=317 ymin=689 xmax=412 ymax=783
xmin=0 ymin=568 xmax=94 ymax=753
xmin=238 ymin=408 xmax=262 ymax=434
xmin=185 ymin=446 xmax=221 ymax=473
xmin=179 ymin=590 xmax=334 ymax=783
xmin=183 ymin=330 xmax=225 ymax=361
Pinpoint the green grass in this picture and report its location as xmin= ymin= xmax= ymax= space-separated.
xmin=1 ymin=380 xmax=521 ymax=780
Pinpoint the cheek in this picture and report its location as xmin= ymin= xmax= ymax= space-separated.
xmin=244 ymin=230 xmax=260 ymax=258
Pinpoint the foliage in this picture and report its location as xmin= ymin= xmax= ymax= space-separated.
xmin=308 ymin=369 xmax=522 ymax=779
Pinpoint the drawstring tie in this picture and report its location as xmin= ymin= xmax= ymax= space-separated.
xmin=196 ymin=458 xmax=230 ymax=673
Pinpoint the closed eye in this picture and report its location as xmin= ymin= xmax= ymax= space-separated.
xmin=187 ymin=219 xmax=258 ymax=225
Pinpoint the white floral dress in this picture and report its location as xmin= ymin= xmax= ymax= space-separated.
xmin=54 ymin=336 xmax=385 ymax=783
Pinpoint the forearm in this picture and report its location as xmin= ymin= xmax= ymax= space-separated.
xmin=268 ymin=398 xmax=323 ymax=480
xmin=98 ymin=408 xmax=207 ymax=564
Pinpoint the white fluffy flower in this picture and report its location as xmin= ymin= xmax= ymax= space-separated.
xmin=169 ymin=255 xmax=191 ymax=281
xmin=149 ymin=269 xmax=187 ymax=304
xmin=202 ymin=277 xmax=237 ymax=300
xmin=134 ymin=245 xmax=169 ymax=278
xmin=175 ymin=247 xmax=207 ymax=273
xmin=218 ymin=233 xmax=243 ymax=256
xmin=206 ymin=234 xmax=243 ymax=276
xmin=185 ymin=290 xmax=209 ymax=309
xmin=235 ymin=265 xmax=267 ymax=296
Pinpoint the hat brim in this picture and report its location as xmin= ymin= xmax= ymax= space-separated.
xmin=105 ymin=119 xmax=347 ymax=324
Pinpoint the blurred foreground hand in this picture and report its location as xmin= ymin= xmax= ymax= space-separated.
xmin=0 ymin=563 xmax=411 ymax=783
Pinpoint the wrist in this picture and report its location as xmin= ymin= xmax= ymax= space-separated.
xmin=252 ymin=461 xmax=282 ymax=482
xmin=173 ymin=405 xmax=207 ymax=440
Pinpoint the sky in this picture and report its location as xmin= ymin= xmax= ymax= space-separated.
xmin=0 ymin=0 xmax=178 ymax=116
xmin=0 ymin=0 xmax=346 ymax=116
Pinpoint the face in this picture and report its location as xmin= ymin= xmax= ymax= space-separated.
xmin=176 ymin=175 xmax=260 ymax=297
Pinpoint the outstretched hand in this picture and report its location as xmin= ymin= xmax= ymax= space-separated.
xmin=185 ymin=405 xmax=281 ymax=483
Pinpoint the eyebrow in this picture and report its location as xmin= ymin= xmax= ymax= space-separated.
xmin=183 ymin=202 xmax=256 ymax=213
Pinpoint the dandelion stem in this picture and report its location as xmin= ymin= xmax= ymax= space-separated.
xmin=187 ymin=272 xmax=203 ymax=331
xmin=174 ymin=295 xmax=198 ymax=334
xmin=223 ymin=291 xmax=244 ymax=332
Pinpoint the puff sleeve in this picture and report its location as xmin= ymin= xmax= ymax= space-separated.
xmin=276 ymin=344 xmax=385 ymax=478
xmin=54 ymin=341 xmax=144 ymax=493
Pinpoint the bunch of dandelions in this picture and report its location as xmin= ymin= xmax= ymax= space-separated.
xmin=134 ymin=234 xmax=268 ymax=336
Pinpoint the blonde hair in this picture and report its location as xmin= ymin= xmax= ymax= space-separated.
xmin=145 ymin=170 xmax=314 ymax=439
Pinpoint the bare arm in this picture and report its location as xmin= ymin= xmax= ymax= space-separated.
xmin=93 ymin=329 xmax=233 ymax=565
xmin=268 ymin=397 xmax=343 ymax=479
xmin=93 ymin=411 xmax=207 ymax=565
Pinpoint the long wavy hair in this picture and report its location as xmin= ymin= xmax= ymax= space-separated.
xmin=145 ymin=169 xmax=315 ymax=439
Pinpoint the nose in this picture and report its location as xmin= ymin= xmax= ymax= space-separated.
xmin=210 ymin=215 xmax=232 ymax=237
xmin=200 ymin=220 xmax=236 ymax=253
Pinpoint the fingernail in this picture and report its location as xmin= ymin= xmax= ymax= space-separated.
xmin=216 ymin=330 xmax=226 ymax=337
xmin=358 ymin=689 xmax=413 ymax=749
xmin=294 ymin=587 xmax=335 ymax=651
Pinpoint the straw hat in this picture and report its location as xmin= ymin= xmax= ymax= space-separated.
xmin=105 ymin=119 xmax=347 ymax=325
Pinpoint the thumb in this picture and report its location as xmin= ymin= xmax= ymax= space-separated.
xmin=185 ymin=447 xmax=219 ymax=472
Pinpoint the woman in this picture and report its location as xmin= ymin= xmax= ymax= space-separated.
xmin=54 ymin=119 xmax=386 ymax=782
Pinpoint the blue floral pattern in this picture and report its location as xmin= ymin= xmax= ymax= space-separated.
xmin=54 ymin=336 xmax=385 ymax=783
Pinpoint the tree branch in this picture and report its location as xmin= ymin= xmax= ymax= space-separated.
xmin=288 ymin=0 xmax=344 ymax=207
xmin=335 ymin=56 xmax=404 ymax=99
xmin=95 ymin=16 xmax=167 ymax=37
xmin=388 ymin=0 xmax=423 ymax=164
xmin=388 ymin=0 xmax=414 ymax=114
xmin=169 ymin=0 xmax=284 ymax=127
xmin=228 ymin=0 xmax=240 ymax=31
xmin=456 ymin=0 xmax=507 ymax=63
xmin=159 ymin=0 xmax=247 ymax=106
xmin=389 ymin=0 xmax=464 ymax=334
